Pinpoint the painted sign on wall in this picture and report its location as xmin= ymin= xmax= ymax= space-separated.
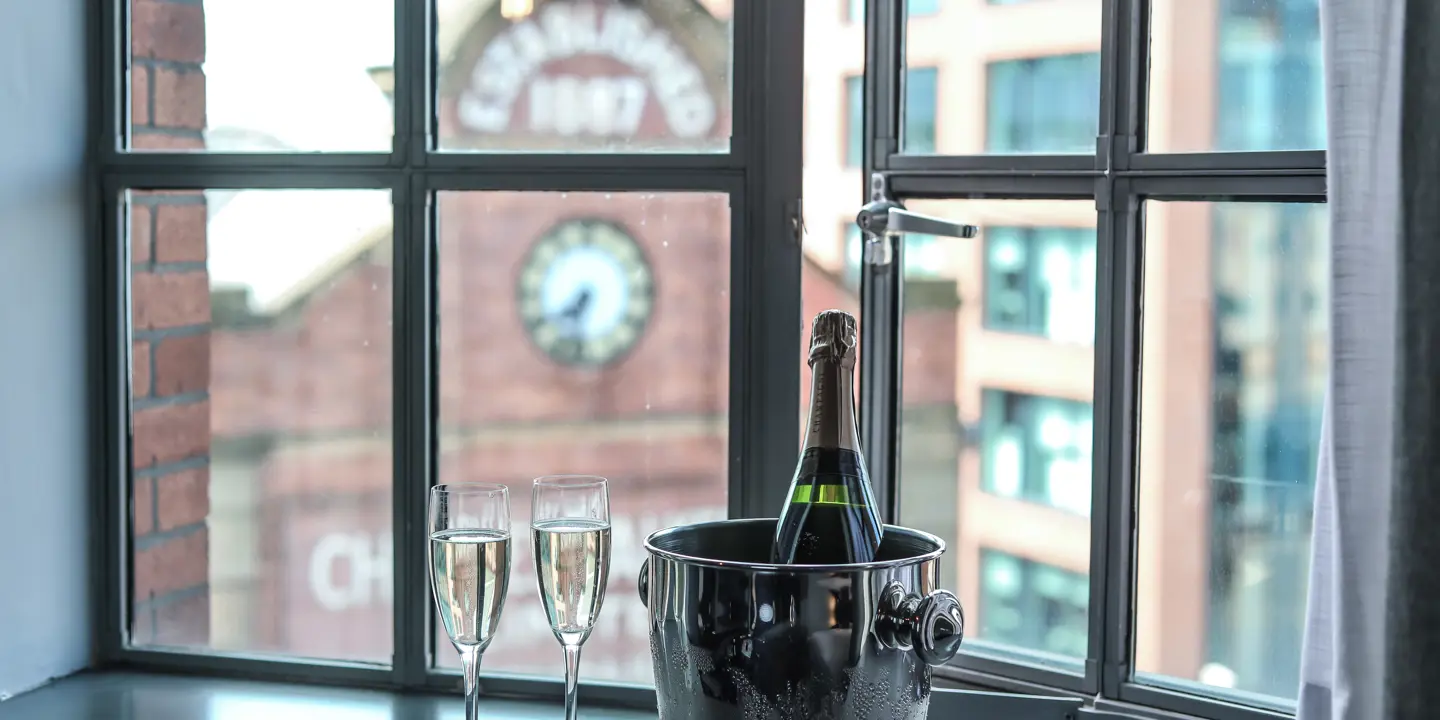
xmin=457 ymin=2 xmax=718 ymax=140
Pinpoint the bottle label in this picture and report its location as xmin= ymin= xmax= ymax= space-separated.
xmin=789 ymin=484 xmax=856 ymax=505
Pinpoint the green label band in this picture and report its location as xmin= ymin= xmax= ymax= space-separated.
xmin=791 ymin=485 xmax=854 ymax=505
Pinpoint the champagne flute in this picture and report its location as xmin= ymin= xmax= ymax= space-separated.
xmin=429 ymin=483 xmax=512 ymax=720
xmin=531 ymin=476 xmax=612 ymax=720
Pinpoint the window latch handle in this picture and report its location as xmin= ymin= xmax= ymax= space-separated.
xmin=855 ymin=200 xmax=978 ymax=268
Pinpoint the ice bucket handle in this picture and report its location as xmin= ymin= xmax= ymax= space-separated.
xmin=638 ymin=558 xmax=649 ymax=608
xmin=876 ymin=582 xmax=965 ymax=666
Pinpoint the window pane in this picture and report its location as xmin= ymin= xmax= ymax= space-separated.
xmin=803 ymin=1 xmax=868 ymax=423
xmin=1135 ymin=202 xmax=1327 ymax=704
xmin=894 ymin=199 xmax=1096 ymax=668
xmin=127 ymin=0 xmax=393 ymax=152
xmin=1147 ymin=0 xmax=1325 ymax=152
xmin=434 ymin=1 xmax=732 ymax=152
xmin=902 ymin=0 xmax=1102 ymax=155
xmin=127 ymin=189 xmax=394 ymax=662
xmin=434 ymin=191 xmax=730 ymax=683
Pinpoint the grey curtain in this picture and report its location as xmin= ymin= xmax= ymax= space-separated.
xmin=1387 ymin=1 xmax=1440 ymax=717
xmin=1298 ymin=1 xmax=1404 ymax=719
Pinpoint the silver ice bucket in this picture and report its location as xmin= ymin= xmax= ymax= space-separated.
xmin=639 ymin=518 xmax=965 ymax=720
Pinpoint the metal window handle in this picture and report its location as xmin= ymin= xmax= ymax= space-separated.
xmin=856 ymin=199 xmax=979 ymax=267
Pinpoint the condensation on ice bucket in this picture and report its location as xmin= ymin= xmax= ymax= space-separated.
xmin=639 ymin=518 xmax=965 ymax=720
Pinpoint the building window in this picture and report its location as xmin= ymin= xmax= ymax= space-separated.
xmin=1215 ymin=0 xmax=1324 ymax=151
xmin=983 ymin=226 xmax=1096 ymax=343
xmin=904 ymin=67 xmax=939 ymax=153
xmin=986 ymin=53 xmax=1101 ymax=153
xmin=845 ymin=225 xmax=944 ymax=283
xmin=845 ymin=76 xmax=864 ymax=166
xmin=979 ymin=549 xmax=1089 ymax=659
xmin=847 ymin=67 xmax=939 ymax=166
xmin=981 ymin=389 xmax=1092 ymax=515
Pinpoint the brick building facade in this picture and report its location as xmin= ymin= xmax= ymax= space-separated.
xmin=128 ymin=0 xmax=212 ymax=647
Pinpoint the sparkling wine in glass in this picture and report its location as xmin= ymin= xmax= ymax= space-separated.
xmin=531 ymin=476 xmax=612 ymax=720
xmin=429 ymin=483 xmax=511 ymax=720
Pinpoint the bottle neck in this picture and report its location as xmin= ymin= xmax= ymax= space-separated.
xmin=802 ymin=357 xmax=861 ymax=453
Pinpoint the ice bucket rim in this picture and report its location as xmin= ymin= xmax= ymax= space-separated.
xmin=642 ymin=517 xmax=946 ymax=572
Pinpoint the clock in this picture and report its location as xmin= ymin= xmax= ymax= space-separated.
xmin=517 ymin=219 xmax=655 ymax=367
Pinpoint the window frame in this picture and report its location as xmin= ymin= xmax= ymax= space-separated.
xmin=85 ymin=0 xmax=1329 ymax=716
xmin=858 ymin=0 xmax=1323 ymax=718
xmin=89 ymin=0 xmax=807 ymax=708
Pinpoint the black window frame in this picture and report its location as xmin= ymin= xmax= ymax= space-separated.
xmin=84 ymin=0 xmax=1329 ymax=717
xmin=858 ymin=0 xmax=1324 ymax=719
xmin=88 ymin=0 xmax=808 ymax=709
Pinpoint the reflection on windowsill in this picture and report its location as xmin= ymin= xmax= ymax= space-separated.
xmin=0 ymin=672 xmax=659 ymax=720
xmin=210 ymin=696 xmax=394 ymax=720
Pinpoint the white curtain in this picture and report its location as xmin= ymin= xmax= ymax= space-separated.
xmin=1297 ymin=1 xmax=1405 ymax=718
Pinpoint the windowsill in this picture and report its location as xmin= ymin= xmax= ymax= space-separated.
xmin=0 ymin=669 xmax=1095 ymax=720
xmin=0 ymin=672 xmax=656 ymax=720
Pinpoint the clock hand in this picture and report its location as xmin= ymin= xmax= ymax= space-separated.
xmin=557 ymin=286 xmax=595 ymax=329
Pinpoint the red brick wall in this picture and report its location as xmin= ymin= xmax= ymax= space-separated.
xmin=130 ymin=192 xmax=212 ymax=647
xmin=128 ymin=0 xmax=210 ymax=647
xmin=130 ymin=0 xmax=206 ymax=150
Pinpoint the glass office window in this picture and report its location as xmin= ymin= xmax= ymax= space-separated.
xmin=984 ymin=226 xmax=1097 ymax=343
xmin=986 ymin=53 xmax=1101 ymax=154
xmin=981 ymin=390 xmax=1093 ymax=516
xmin=979 ymin=549 xmax=1090 ymax=659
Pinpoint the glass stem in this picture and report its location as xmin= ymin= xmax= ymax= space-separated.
xmin=563 ymin=643 xmax=583 ymax=720
xmin=461 ymin=646 xmax=483 ymax=720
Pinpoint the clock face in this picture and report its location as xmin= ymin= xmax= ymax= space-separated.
xmin=517 ymin=220 xmax=655 ymax=367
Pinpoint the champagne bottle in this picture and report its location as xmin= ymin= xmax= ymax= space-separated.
xmin=772 ymin=309 xmax=884 ymax=564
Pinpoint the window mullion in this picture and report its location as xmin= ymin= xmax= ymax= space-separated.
xmin=865 ymin=0 xmax=901 ymax=169
xmin=391 ymin=175 xmax=432 ymax=687
xmin=733 ymin=0 xmax=804 ymax=522
xmin=857 ymin=0 xmax=903 ymax=522
xmin=858 ymin=196 xmax=904 ymax=524
xmin=96 ymin=175 xmax=128 ymax=664
xmin=1087 ymin=175 xmax=1142 ymax=699
xmin=394 ymin=0 xmax=428 ymax=165
xmin=95 ymin=0 xmax=121 ymax=164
